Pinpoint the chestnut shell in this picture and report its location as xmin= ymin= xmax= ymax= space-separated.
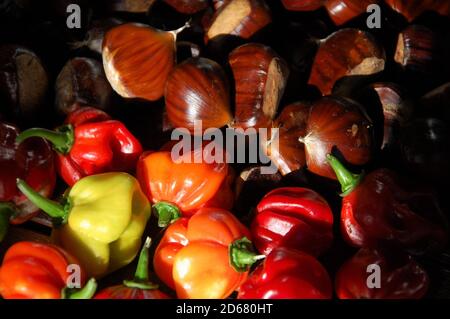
xmin=165 ymin=57 xmax=232 ymax=132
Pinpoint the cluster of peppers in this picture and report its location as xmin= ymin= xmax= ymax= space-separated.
xmin=0 ymin=106 xmax=448 ymax=299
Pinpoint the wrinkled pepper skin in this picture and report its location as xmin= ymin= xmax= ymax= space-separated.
xmin=0 ymin=121 xmax=55 ymax=227
xmin=17 ymin=173 xmax=151 ymax=278
xmin=252 ymin=187 xmax=333 ymax=256
xmin=327 ymin=155 xmax=448 ymax=255
xmin=335 ymin=248 xmax=429 ymax=299
xmin=137 ymin=151 xmax=229 ymax=224
xmin=95 ymin=238 xmax=170 ymax=299
xmin=238 ymin=247 xmax=333 ymax=299
xmin=153 ymin=208 xmax=257 ymax=299
xmin=0 ymin=242 xmax=96 ymax=299
xmin=16 ymin=107 xmax=143 ymax=186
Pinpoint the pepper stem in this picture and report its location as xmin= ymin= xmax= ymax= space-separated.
xmin=16 ymin=179 xmax=70 ymax=224
xmin=229 ymin=237 xmax=265 ymax=273
xmin=0 ymin=203 xmax=15 ymax=242
xmin=62 ymin=278 xmax=97 ymax=299
xmin=326 ymin=154 xmax=362 ymax=196
xmin=123 ymin=237 xmax=159 ymax=290
xmin=16 ymin=125 xmax=75 ymax=154
xmin=153 ymin=201 xmax=181 ymax=228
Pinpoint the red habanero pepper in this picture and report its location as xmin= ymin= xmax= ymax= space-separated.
xmin=137 ymin=150 xmax=229 ymax=226
xmin=327 ymin=154 xmax=448 ymax=255
xmin=335 ymin=247 xmax=429 ymax=299
xmin=251 ymin=187 xmax=333 ymax=256
xmin=238 ymin=247 xmax=332 ymax=299
xmin=15 ymin=107 xmax=143 ymax=186
xmin=0 ymin=241 xmax=97 ymax=299
xmin=1 ymin=121 xmax=55 ymax=240
xmin=153 ymin=208 xmax=260 ymax=299
xmin=95 ymin=238 xmax=170 ymax=299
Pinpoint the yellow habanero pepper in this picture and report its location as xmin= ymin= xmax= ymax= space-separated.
xmin=16 ymin=172 xmax=151 ymax=278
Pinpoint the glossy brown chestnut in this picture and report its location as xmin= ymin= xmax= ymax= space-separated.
xmin=300 ymin=96 xmax=373 ymax=180
xmin=385 ymin=0 xmax=450 ymax=22
xmin=281 ymin=0 xmax=324 ymax=11
xmin=107 ymin=0 xmax=155 ymax=13
xmin=165 ymin=57 xmax=232 ymax=132
xmin=229 ymin=43 xmax=289 ymax=130
xmin=55 ymin=57 xmax=112 ymax=115
xmin=205 ymin=0 xmax=271 ymax=43
xmin=325 ymin=0 xmax=379 ymax=26
xmin=0 ymin=44 xmax=48 ymax=120
xmin=356 ymin=82 xmax=411 ymax=151
xmin=394 ymin=25 xmax=437 ymax=76
xmin=164 ymin=0 xmax=208 ymax=14
xmin=264 ymin=102 xmax=310 ymax=176
xmin=308 ymin=29 xmax=385 ymax=96
xmin=103 ymin=23 xmax=187 ymax=101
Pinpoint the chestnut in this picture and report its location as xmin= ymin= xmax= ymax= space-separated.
xmin=394 ymin=25 xmax=438 ymax=77
xmin=281 ymin=0 xmax=324 ymax=11
xmin=102 ymin=22 xmax=189 ymax=101
xmin=385 ymin=0 xmax=450 ymax=22
xmin=229 ymin=43 xmax=289 ymax=129
xmin=356 ymin=83 xmax=411 ymax=151
xmin=324 ymin=0 xmax=379 ymax=26
xmin=205 ymin=0 xmax=271 ymax=43
xmin=300 ymin=96 xmax=373 ymax=180
xmin=163 ymin=0 xmax=209 ymax=14
xmin=308 ymin=28 xmax=385 ymax=96
xmin=0 ymin=44 xmax=48 ymax=121
xmin=165 ymin=57 xmax=232 ymax=132
xmin=55 ymin=57 xmax=113 ymax=115
xmin=263 ymin=102 xmax=310 ymax=176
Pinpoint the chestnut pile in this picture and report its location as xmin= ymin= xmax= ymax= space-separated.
xmin=1 ymin=0 xmax=450 ymax=299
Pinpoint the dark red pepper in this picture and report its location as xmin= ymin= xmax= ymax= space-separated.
xmin=327 ymin=154 xmax=448 ymax=255
xmin=1 ymin=121 xmax=56 ymax=240
xmin=15 ymin=107 xmax=143 ymax=186
xmin=335 ymin=247 xmax=429 ymax=299
xmin=237 ymin=247 xmax=332 ymax=299
xmin=251 ymin=187 xmax=333 ymax=256
xmin=95 ymin=237 xmax=170 ymax=299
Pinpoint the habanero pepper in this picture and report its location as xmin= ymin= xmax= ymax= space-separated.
xmin=251 ymin=187 xmax=333 ymax=256
xmin=153 ymin=208 xmax=263 ymax=299
xmin=95 ymin=237 xmax=170 ymax=299
xmin=16 ymin=172 xmax=151 ymax=278
xmin=335 ymin=247 xmax=429 ymax=299
xmin=1 ymin=121 xmax=56 ymax=241
xmin=327 ymin=154 xmax=448 ymax=255
xmin=238 ymin=247 xmax=332 ymax=299
xmin=15 ymin=107 xmax=143 ymax=186
xmin=137 ymin=150 xmax=230 ymax=226
xmin=0 ymin=241 xmax=97 ymax=299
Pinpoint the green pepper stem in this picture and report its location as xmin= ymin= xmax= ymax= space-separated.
xmin=123 ymin=237 xmax=159 ymax=290
xmin=62 ymin=278 xmax=97 ymax=299
xmin=229 ymin=237 xmax=265 ymax=273
xmin=153 ymin=201 xmax=181 ymax=228
xmin=326 ymin=154 xmax=362 ymax=197
xmin=0 ymin=203 xmax=15 ymax=242
xmin=16 ymin=125 xmax=75 ymax=154
xmin=16 ymin=179 xmax=69 ymax=224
